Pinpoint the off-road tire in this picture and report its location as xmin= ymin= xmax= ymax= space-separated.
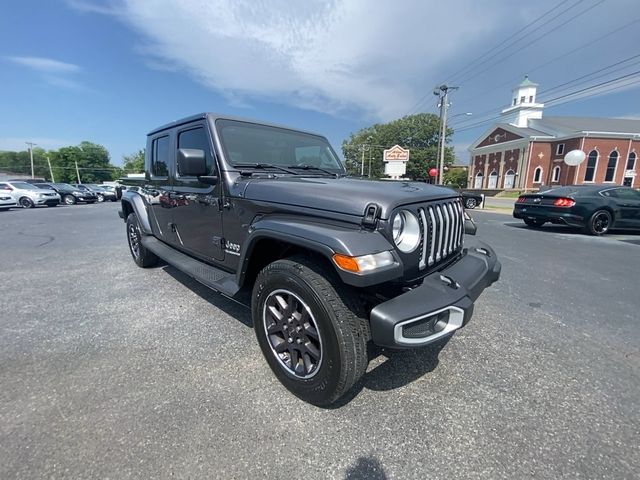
xmin=126 ymin=213 xmax=158 ymax=268
xmin=252 ymin=255 xmax=369 ymax=406
xmin=524 ymin=218 xmax=545 ymax=228
xmin=586 ymin=209 xmax=612 ymax=236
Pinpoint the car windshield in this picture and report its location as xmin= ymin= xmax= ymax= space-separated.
xmin=11 ymin=182 xmax=41 ymax=190
xmin=216 ymin=119 xmax=345 ymax=175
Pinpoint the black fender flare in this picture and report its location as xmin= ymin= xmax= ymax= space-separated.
xmin=237 ymin=216 xmax=403 ymax=288
xmin=120 ymin=191 xmax=153 ymax=235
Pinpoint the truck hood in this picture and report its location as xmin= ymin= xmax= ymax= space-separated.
xmin=240 ymin=176 xmax=458 ymax=219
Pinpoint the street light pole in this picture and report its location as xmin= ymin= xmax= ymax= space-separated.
xmin=26 ymin=142 xmax=37 ymax=178
xmin=433 ymin=85 xmax=458 ymax=185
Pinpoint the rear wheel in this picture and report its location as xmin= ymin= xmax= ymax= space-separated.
xmin=126 ymin=213 xmax=158 ymax=267
xmin=252 ymin=256 xmax=369 ymax=406
xmin=586 ymin=210 xmax=612 ymax=236
xmin=19 ymin=197 xmax=34 ymax=208
xmin=63 ymin=194 xmax=77 ymax=205
xmin=464 ymin=197 xmax=477 ymax=209
xmin=524 ymin=218 xmax=545 ymax=228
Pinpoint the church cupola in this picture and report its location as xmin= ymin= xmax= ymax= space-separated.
xmin=500 ymin=75 xmax=544 ymax=127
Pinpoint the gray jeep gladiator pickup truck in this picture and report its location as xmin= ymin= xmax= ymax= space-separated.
xmin=119 ymin=113 xmax=500 ymax=406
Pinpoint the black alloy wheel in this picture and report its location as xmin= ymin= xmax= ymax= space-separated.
xmin=587 ymin=210 xmax=612 ymax=236
xmin=263 ymin=289 xmax=323 ymax=379
xmin=19 ymin=197 xmax=34 ymax=208
xmin=465 ymin=197 xmax=477 ymax=209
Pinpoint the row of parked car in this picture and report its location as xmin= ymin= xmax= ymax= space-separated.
xmin=0 ymin=179 xmax=121 ymax=210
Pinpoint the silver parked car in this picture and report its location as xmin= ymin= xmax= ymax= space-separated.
xmin=0 ymin=181 xmax=61 ymax=208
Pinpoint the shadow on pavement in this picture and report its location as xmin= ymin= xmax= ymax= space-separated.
xmin=163 ymin=265 xmax=253 ymax=328
xmin=344 ymin=455 xmax=389 ymax=479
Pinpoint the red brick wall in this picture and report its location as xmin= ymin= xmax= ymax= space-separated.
xmin=573 ymin=138 xmax=639 ymax=186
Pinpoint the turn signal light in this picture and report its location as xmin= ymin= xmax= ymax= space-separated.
xmin=553 ymin=197 xmax=575 ymax=207
xmin=333 ymin=254 xmax=360 ymax=272
xmin=516 ymin=196 xmax=526 ymax=203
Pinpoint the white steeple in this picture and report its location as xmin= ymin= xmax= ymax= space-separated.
xmin=500 ymin=76 xmax=544 ymax=127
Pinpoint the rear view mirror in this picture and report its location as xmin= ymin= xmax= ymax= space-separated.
xmin=177 ymin=148 xmax=208 ymax=177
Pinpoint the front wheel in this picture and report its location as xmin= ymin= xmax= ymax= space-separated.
xmin=63 ymin=194 xmax=77 ymax=205
xmin=97 ymin=194 xmax=105 ymax=202
xmin=464 ymin=197 xmax=477 ymax=209
xmin=524 ymin=218 xmax=545 ymax=228
xmin=252 ymin=256 xmax=369 ymax=406
xmin=126 ymin=213 xmax=158 ymax=267
xmin=586 ymin=210 xmax=612 ymax=236
xmin=19 ymin=197 xmax=34 ymax=208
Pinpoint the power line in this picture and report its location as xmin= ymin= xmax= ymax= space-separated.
xmin=449 ymin=53 xmax=640 ymax=129
xmin=451 ymin=16 xmax=640 ymax=108
xmin=446 ymin=0 xmax=580 ymax=85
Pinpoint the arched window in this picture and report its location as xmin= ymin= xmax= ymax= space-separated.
xmin=627 ymin=152 xmax=636 ymax=171
xmin=474 ymin=171 xmax=484 ymax=189
xmin=552 ymin=166 xmax=561 ymax=183
xmin=488 ymin=170 xmax=498 ymax=188
xmin=584 ymin=150 xmax=598 ymax=182
xmin=605 ymin=150 xmax=618 ymax=182
xmin=504 ymin=169 xmax=516 ymax=189
xmin=533 ymin=166 xmax=543 ymax=183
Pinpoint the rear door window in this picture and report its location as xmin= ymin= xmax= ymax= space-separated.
xmin=151 ymin=135 xmax=170 ymax=177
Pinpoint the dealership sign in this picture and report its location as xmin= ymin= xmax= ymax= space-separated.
xmin=383 ymin=145 xmax=410 ymax=179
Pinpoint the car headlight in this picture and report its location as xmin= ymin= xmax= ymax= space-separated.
xmin=72 ymin=191 xmax=83 ymax=196
xmin=392 ymin=210 xmax=421 ymax=253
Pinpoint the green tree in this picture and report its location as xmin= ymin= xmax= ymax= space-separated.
xmin=122 ymin=149 xmax=145 ymax=174
xmin=443 ymin=168 xmax=468 ymax=188
xmin=50 ymin=141 xmax=117 ymax=183
xmin=341 ymin=113 xmax=454 ymax=180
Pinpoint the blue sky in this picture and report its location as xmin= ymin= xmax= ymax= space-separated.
xmin=1 ymin=0 xmax=639 ymax=166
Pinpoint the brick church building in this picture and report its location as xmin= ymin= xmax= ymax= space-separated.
xmin=468 ymin=77 xmax=639 ymax=190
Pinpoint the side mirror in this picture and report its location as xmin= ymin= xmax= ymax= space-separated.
xmin=177 ymin=148 xmax=208 ymax=177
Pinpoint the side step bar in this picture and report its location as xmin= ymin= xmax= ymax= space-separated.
xmin=141 ymin=236 xmax=240 ymax=297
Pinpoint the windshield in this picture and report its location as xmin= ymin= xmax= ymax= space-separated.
xmin=11 ymin=182 xmax=41 ymax=190
xmin=216 ymin=119 xmax=345 ymax=174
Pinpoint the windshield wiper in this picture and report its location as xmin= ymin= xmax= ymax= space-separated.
xmin=234 ymin=163 xmax=298 ymax=175
xmin=287 ymin=165 xmax=339 ymax=177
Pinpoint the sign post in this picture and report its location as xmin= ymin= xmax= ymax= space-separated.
xmin=383 ymin=145 xmax=410 ymax=180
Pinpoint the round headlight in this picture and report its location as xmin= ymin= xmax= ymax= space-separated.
xmin=391 ymin=210 xmax=420 ymax=253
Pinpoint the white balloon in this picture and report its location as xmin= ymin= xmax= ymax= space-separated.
xmin=564 ymin=150 xmax=586 ymax=166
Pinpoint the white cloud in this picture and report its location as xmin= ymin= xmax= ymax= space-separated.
xmin=7 ymin=56 xmax=81 ymax=73
xmin=72 ymin=0 xmax=506 ymax=120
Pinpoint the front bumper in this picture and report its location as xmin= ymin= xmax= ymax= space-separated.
xmin=369 ymin=241 xmax=501 ymax=348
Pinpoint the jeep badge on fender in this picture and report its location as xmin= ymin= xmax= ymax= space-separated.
xmin=118 ymin=113 xmax=501 ymax=406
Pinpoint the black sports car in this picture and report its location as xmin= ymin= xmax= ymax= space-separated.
xmin=513 ymin=185 xmax=640 ymax=235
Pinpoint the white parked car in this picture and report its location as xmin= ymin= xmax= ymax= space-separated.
xmin=0 ymin=188 xmax=17 ymax=210
xmin=0 ymin=181 xmax=61 ymax=208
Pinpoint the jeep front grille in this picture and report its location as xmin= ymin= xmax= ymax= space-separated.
xmin=417 ymin=199 xmax=464 ymax=270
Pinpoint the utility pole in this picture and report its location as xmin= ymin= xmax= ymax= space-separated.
xmin=25 ymin=142 xmax=37 ymax=178
xmin=433 ymin=85 xmax=458 ymax=185
xmin=368 ymin=145 xmax=373 ymax=178
xmin=47 ymin=156 xmax=55 ymax=182
xmin=360 ymin=144 xmax=366 ymax=176
xmin=75 ymin=161 xmax=81 ymax=184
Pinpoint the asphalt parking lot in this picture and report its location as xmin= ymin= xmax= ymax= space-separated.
xmin=1 ymin=204 xmax=638 ymax=479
